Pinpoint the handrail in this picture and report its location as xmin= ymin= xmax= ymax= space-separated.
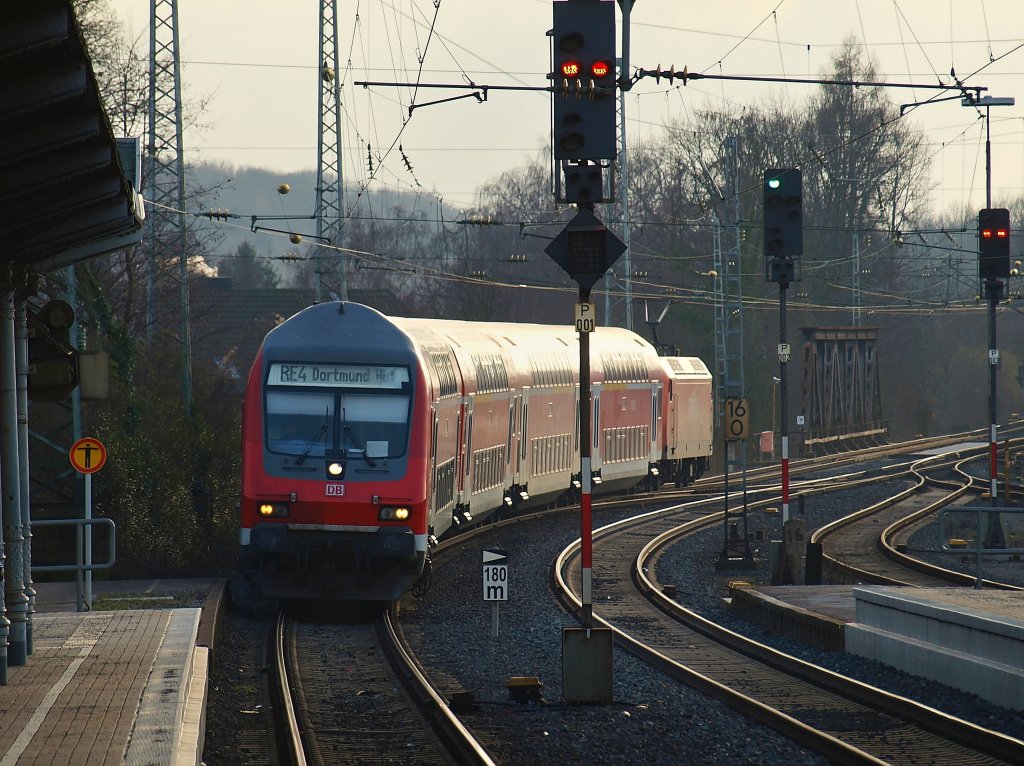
xmin=31 ymin=517 xmax=116 ymax=572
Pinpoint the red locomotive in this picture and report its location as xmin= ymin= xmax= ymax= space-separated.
xmin=237 ymin=302 xmax=712 ymax=602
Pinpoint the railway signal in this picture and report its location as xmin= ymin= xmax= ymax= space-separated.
xmin=762 ymin=168 xmax=803 ymax=527
xmin=978 ymin=207 xmax=1011 ymax=283
xmin=763 ymin=169 xmax=803 ymax=255
xmin=551 ymin=0 xmax=616 ymax=162
xmin=26 ymin=299 xmax=79 ymax=402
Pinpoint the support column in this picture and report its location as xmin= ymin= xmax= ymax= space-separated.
xmin=1 ymin=286 xmax=27 ymax=666
xmin=15 ymin=292 xmax=33 ymax=655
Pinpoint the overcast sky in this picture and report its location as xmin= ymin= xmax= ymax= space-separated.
xmin=110 ymin=0 xmax=1024 ymax=215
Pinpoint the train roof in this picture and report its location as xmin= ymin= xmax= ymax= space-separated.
xmin=260 ymin=301 xmax=417 ymax=362
xmin=658 ymin=356 xmax=711 ymax=380
xmin=389 ymin=312 xmax=656 ymax=356
xmin=262 ymin=301 xmax=657 ymax=352
xmin=257 ymin=303 xmax=667 ymax=390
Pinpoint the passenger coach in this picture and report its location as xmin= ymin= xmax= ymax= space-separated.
xmin=237 ymin=302 xmax=712 ymax=602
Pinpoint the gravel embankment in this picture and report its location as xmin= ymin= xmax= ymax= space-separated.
xmin=399 ymin=506 xmax=829 ymax=766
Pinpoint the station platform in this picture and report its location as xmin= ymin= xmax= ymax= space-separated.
xmin=0 ymin=579 xmax=223 ymax=766
xmin=727 ymin=583 xmax=854 ymax=651
xmin=727 ymin=582 xmax=1024 ymax=710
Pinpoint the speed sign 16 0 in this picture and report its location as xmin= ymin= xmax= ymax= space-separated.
xmin=725 ymin=397 xmax=749 ymax=441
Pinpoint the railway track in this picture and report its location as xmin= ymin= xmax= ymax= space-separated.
xmin=815 ymin=449 xmax=1024 ymax=589
xmin=268 ymin=607 xmax=494 ymax=765
xmin=548 ymin=445 xmax=1024 ymax=765
xmin=552 ymin=501 xmax=1024 ymax=764
xmin=242 ymin=431 xmax=1023 ymax=764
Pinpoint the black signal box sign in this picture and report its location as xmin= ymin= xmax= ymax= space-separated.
xmin=545 ymin=209 xmax=626 ymax=291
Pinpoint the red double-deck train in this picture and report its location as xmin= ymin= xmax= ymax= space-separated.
xmin=237 ymin=302 xmax=713 ymax=602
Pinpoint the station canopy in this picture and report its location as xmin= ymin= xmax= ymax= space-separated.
xmin=0 ymin=1 xmax=143 ymax=273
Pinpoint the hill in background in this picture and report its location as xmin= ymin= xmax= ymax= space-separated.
xmin=190 ymin=162 xmax=461 ymax=274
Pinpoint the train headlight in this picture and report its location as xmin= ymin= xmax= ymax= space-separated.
xmin=258 ymin=503 xmax=289 ymax=518
xmin=379 ymin=506 xmax=410 ymax=521
xmin=327 ymin=461 xmax=345 ymax=478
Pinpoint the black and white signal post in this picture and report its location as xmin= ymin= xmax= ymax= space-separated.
xmin=978 ymin=207 xmax=1012 ymax=549
xmin=545 ymin=209 xmax=625 ymax=705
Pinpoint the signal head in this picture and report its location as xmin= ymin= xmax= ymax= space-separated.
xmin=978 ymin=207 xmax=1012 ymax=281
xmin=551 ymin=0 xmax=617 ymax=162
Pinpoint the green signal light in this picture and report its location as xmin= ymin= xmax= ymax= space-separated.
xmin=768 ymin=179 xmax=781 ymax=189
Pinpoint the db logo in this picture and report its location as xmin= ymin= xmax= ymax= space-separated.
xmin=325 ymin=483 xmax=345 ymax=497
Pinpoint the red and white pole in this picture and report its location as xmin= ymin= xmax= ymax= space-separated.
xmin=779 ymin=281 xmax=790 ymax=524
xmin=579 ymin=287 xmax=594 ymax=628
xmin=581 ymin=457 xmax=593 ymax=626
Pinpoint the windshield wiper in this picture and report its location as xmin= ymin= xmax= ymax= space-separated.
xmin=342 ymin=407 xmax=376 ymax=466
xmin=295 ymin=409 xmax=329 ymax=465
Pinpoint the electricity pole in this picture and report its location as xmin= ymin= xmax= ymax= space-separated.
xmin=147 ymin=0 xmax=192 ymax=416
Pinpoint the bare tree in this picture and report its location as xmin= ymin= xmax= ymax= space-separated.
xmin=804 ymin=39 xmax=933 ymax=300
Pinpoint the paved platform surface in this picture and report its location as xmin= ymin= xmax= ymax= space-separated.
xmin=896 ymin=586 xmax=1024 ymax=623
xmin=0 ymin=580 xmax=218 ymax=766
xmin=738 ymin=583 xmax=1024 ymax=627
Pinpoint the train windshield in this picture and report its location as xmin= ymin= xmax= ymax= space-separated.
xmin=264 ymin=365 xmax=411 ymax=460
xmin=265 ymin=392 xmax=335 ymax=458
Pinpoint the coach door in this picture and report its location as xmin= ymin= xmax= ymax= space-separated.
xmin=428 ymin=411 xmax=445 ymax=536
xmin=666 ymin=380 xmax=677 ymax=454
xmin=518 ymin=389 xmax=529 ymax=484
xmin=510 ymin=393 xmax=522 ymax=486
xmin=457 ymin=399 xmax=473 ymax=510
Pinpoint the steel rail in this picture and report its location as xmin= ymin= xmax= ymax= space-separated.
xmin=874 ymin=455 xmax=1023 ymax=589
xmin=273 ymin=612 xmax=308 ymax=766
xmin=380 ymin=608 xmax=497 ymax=766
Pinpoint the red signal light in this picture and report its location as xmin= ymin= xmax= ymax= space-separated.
xmin=591 ymin=60 xmax=611 ymax=78
xmin=982 ymin=229 xmax=994 ymax=239
xmin=561 ymin=61 xmax=581 ymax=78
xmin=996 ymin=228 xmax=1008 ymax=238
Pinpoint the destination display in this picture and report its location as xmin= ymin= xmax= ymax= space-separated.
xmin=268 ymin=363 xmax=409 ymax=389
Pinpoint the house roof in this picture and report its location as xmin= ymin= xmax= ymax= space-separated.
xmin=189 ymin=280 xmax=404 ymax=380
xmin=0 ymin=1 xmax=142 ymax=272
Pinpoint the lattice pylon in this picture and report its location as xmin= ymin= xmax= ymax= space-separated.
xmin=315 ymin=0 xmax=346 ymax=302
xmin=146 ymin=0 xmax=191 ymax=413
